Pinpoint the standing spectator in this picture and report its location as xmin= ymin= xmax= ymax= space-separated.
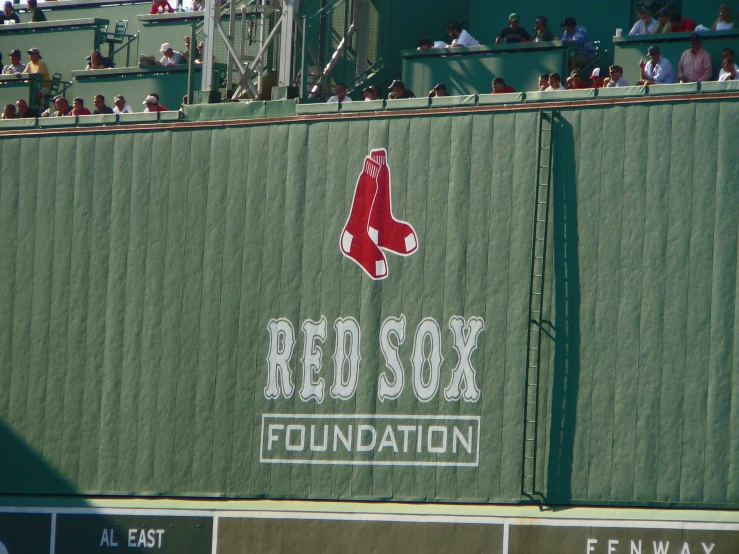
xmin=533 ymin=16 xmax=554 ymax=42
xmin=86 ymin=50 xmax=114 ymax=70
xmin=52 ymin=96 xmax=72 ymax=116
xmin=0 ymin=1 xmax=20 ymax=23
xmin=492 ymin=77 xmax=515 ymax=93
xmin=113 ymin=95 xmax=133 ymax=114
xmin=158 ymin=43 xmax=187 ymax=66
xmin=428 ymin=83 xmax=448 ymax=97
xmin=388 ymin=80 xmax=415 ymax=99
xmin=22 ymin=48 xmax=50 ymax=104
xmin=538 ymin=73 xmax=549 ymax=91
xmin=143 ymin=95 xmax=168 ymax=112
xmin=93 ymin=94 xmax=115 ymax=114
xmin=2 ymin=104 xmax=15 ymax=119
xmin=327 ymin=83 xmax=352 ymax=103
xmin=566 ymin=70 xmax=591 ymax=89
xmin=603 ymin=65 xmax=630 ymax=87
xmin=670 ymin=12 xmax=697 ymax=33
xmin=719 ymin=48 xmax=738 ymax=81
xmin=637 ymin=45 xmax=675 ymax=84
xmin=559 ymin=17 xmax=594 ymax=71
xmin=655 ymin=8 xmax=671 ymax=33
xmin=496 ymin=13 xmax=531 ymax=44
xmin=678 ymin=34 xmax=712 ymax=82
xmin=183 ymin=35 xmax=192 ymax=61
xmin=629 ymin=5 xmax=658 ymax=35
xmin=712 ymin=5 xmax=735 ymax=30
xmin=3 ymin=49 xmax=25 ymax=74
xmin=447 ymin=22 xmax=480 ymax=47
xmin=70 ymin=97 xmax=91 ymax=116
xmin=27 ymin=0 xmax=46 ymax=22
xmin=150 ymin=0 xmax=174 ymax=13
xmin=545 ymin=72 xmax=565 ymax=90
xmin=15 ymin=98 xmax=37 ymax=118
xmin=589 ymin=68 xmax=606 ymax=88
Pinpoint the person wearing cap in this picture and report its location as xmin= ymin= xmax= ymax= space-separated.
xmin=3 ymin=49 xmax=25 ymax=74
xmin=491 ymin=77 xmax=515 ymax=94
xmin=143 ymin=95 xmax=168 ymax=112
xmin=629 ymin=5 xmax=658 ymax=35
xmin=0 ymin=1 xmax=20 ymax=24
xmin=52 ymin=96 xmax=71 ymax=117
xmin=533 ymin=16 xmax=553 ymax=42
xmin=637 ymin=45 xmax=675 ymax=84
xmin=428 ymin=83 xmax=448 ymax=98
xmin=27 ymin=0 xmax=46 ymax=22
xmin=669 ymin=11 xmax=696 ymax=33
xmin=22 ymin=48 xmax=51 ymax=103
xmin=92 ymin=94 xmax=114 ymax=114
xmin=2 ymin=103 xmax=15 ymax=120
xmin=70 ymin=97 xmax=91 ymax=116
xmin=447 ymin=22 xmax=479 ymax=47
xmin=158 ymin=43 xmax=187 ymax=66
xmin=719 ymin=48 xmax=738 ymax=81
xmin=589 ymin=68 xmax=606 ymax=88
xmin=150 ymin=0 xmax=174 ymax=14
xmin=566 ymin=70 xmax=591 ymax=89
xmin=15 ymin=98 xmax=37 ymax=118
xmin=545 ymin=72 xmax=565 ymax=91
xmin=327 ymin=83 xmax=352 ymax=103
xmin=678 ymin=33 xmax=712 ymax=82
xmin=388 ymin=80 xmax=415 ymax=100
xmin=655 ymin=8 xmax=671 ymax=33
xmin=537 ymin=73 xmax=549 ymax=91
xmin=496 ymin=13 xmax=531 ymax=44
xmin=603 ymin=65 xmax=629 ymax=87
xmin=712 ymin=5 xmax=735 ymax=30
xmin=86 ymin=49 xmax=114 ymax=70
xmin=113 ymin=95 xmax=133 ymax=114
xmin=559 ymin=17 xmax=594 ymax=71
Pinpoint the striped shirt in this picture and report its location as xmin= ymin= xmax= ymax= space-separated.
xmin=678 ymin=48 xmax=712 ymax=82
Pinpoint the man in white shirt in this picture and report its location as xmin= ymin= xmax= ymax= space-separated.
xmin=719 ymin=48 xmax=738 ymax=81
xmin=629 ymin=5 xmax=658 ymax=35
xmin=113 ymin=95 xmax=133 ymax=114
xmin=447 ymin=22 xmax=480 ymax=47
xmin=545 ymin=72 xmax=565 ymax=90
xmin=327 ymin=83 xmax=352 ymax=103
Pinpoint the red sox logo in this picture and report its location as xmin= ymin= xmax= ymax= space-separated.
xmin=340 ymin=149 xmax=418 ymax=279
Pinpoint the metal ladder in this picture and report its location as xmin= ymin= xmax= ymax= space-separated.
xmin=522 ymin=110 xmax=555 ymax=498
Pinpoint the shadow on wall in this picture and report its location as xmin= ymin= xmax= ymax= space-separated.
xmin=546 ymin=116 xmax=581 ymax=505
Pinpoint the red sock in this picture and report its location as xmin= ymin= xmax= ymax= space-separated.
xmin=340 ymin=158 xmax=388 ymax=280
xmin=368 ymin=149 xmax=418 ymax=256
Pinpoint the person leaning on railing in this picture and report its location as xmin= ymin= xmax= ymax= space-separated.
xmin=27 ymin=0 xmax=46 ymax=22
xmin=712 ymin=5 xmax=735 ymax=30
xmin=2 ymin=49 xmax=25 ymax=74
xmin=0 ymin=1 xmax=20 ymax=24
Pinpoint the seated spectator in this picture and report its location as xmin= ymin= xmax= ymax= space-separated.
xmin=143 ymin=95 xmax=168 ymax=112
xmin=603 ymin=64 xmax=629 ymax=87
xmin=3 ymin=49 xmax=25 ymax=74
xmin=194 ymin=41 xmax=204 ymax=64
xmin=670 ymin=12 xmax=697 ymax=33
xmin=158 ymin=43 xmax=187 ymax=66
xmin=589 ymin=68 xmax=606 ymax=88
xmin=150 ymin=0 xmax=174 ymax=13
xmin=52 ymin=96 xmax=71 ymax=116
xmin=678 ymin=33 xmax=712 ymax=82
xmin=113 ymin=95 xmax=133 ymax=114
xmin=655 ymin=8 xmax=671 ymax=33
xmin=719 ymin=48 xmax=738 ymax=80
xmin=15 ymin=98 xmax=37 ymax=118
xmin=559 ymin=17 xmax=594 ymax=71
xmin=637 ymin=45 xmax=675 ymax=84
xmin=447 ymin=22 xmax=479 ymax=47
xmin=27 ymin=0 xmax=46 ymax=22
xmin=538 ymin=73 xmax=549 ymax=91
xmin=492 ymin=77 xmax=515 ymax=93
xmin=712 ymin=5 xmax=735 ymax=30
xmin=566 ymin=70 xmax=591 ymax=89
xmin=70 ymin=97 xmax=91 ymax=116
xmin=362 ymin=86 xmax=377 ymax=101
xmin=388 ymin=80 xmax=415 ymax=99
xmin=327 ymin=83 xmax=352 ymax=103
xmin=183 ymin=35 xmax=192 ymax=61
xmin=92 ymin=94 xmax=114 ymax=114
xmin=2 ymin=103 xmax=15 ymax=119
xmin=629 ymin=5 xmax=658 ymax=35
xmin=545 ymin=72 xmax=565 ymax=90
xmin=496 ymin=13 xmax=531 ymax=44
xmin=533 ymin=16 xmax=553 ymax=42
xmin=86 ymin=50 xmax=114 ymax=70
xmin=0 ymin=1 xmax=20 ymax=23
xmin=147 ymin=92 xmax=168 ymax=110
xmin=22 ymin=48 xmax=50 ymax=104
xmin=428 ymin=82 xmax=448 ymax=97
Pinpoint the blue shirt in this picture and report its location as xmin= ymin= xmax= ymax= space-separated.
xmin=645 ymin=56 xmax=675 ymax=84
xmin=562 ymin=25 xmax=594 ymax=55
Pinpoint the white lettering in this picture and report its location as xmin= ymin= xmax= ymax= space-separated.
xmin=100 ymin=529 xmax=110 ymax=547
xmin=397 ymin=425 xmax=416 ymax=453
xmin=265 ymin=319 xmax=296 ymax=399
xmin=701 ymin=544 xmax=715 ymax=554
xmin=356 ymin=424 xmax=377 ymax=451
xmin=632 ymin=540 xmax=642 ymax=554
xmin=333 ymin=425 xmax=353 ymax=451
xmin=378 ymin=315 xmax=406 ymax=402
xmin=411 ymin=318 xmax=443 ymax=402
xmin=417 ymin=425 xmax=423 ymax=453
xmin=444 ymin=316 xmax=484 ymax=402
xmin=378 ymin=425 xmax=399 ymax=452
xmin=680 ymin=543 xmax=691 ymax=554
xmin=128 ymin=529 xmax=136 ymax=548
xmin=587 ymin=539 xmax=598 ymax=554
xmin=285 ymin=424 xmax=306 ymax=451
xmin=427 ymin=426 xmax=447 ymax=453
xmin=267 ymin=424 xmax=284 ymax=451
xmin=147 ymin=529 xmax=157 ymax=548
xmin=331 ymin=318 xmax=361 ymax=400
xmin=310 ymin=425 xmax=328 ymax=452
xmin=452 ymin=426 xmax=473 ymax=454
xmin=300 ymin=317 xmax=328 ymax=403
xmin=653 ymin=542 xmax=670 ymax=554
xmin=609 ymin=540 xmax=620 ymax=554
xmin=156 ymin=529 xmax=165 ymax=548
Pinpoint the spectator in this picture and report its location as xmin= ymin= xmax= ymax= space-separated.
xmin=183 ymin=35 xmax=192 ymax=61
xmin=327 ymin=83 xmax=352 ymax=103
xmin=545 ymin=72 xmax=565 ymax=90
xmin=496 ymin=13 xmax=531 ymax=44
xmin=428 ymin=82 xmax=448 ymax=97
xmin=418 ymin=38 xmax=433 ymax=50
xmin=712 ymin=5 xmax=735 ymax=30
xmin=603 ymin=64 xmax=630 ymax=87
xmin=447 ymin=22 xmax=479 ymax=47
xmin=70 ymin=97 xmax=91 ymax=116
xmin=52 ymin=96 xmax=71 ymax=116
xmin=194 ymin=41 xmax=204 ymax=64
xmin=22 ymin=48 xmax=50 ymax=103
xmin=559 ymin=17 xmax=594 ymax=71
xmin=92 ymin=94 xmax=115 ymax=114
xmin=566 ymin=70 xmax=591 ymax=89
xmin=2 ymin=104 xmax=15 ymax=119
xmin=150 ymin=0 xmax=174 ymax=14
xmin=0 ymin=1 xmax=20 ymax=23
xmin=3 ymin=49 xmax=25 ymax=74
xmin=15 ymin=98 xmax=37 ymax=118
xmin=533 ymin=16 xmax=554 ymax=42
xmin=538 ymin=73 xmax=549 ymax=91
xmin=589 ymin=68 xmax=606 ymax=88
xmin=113 ymin=94 xmax=133 ymax=114
xmin=670 ymin=12 xmax=697 ymax=33
xmin=719 ymin=48 xmax=738 ymax=80
xmin=388 ymin=80 xmax=415 ymax=99
xmin=629 ymin=5 xmax=658 ymax=35
xmin=362 ymin=87 xmax=376 ymax=101
xmin=637 ymin=45 xmax=675 ymax=84
xmin=158 ymin=43 xmax=187 ymax=66
xmin=655 ymin=8 xmax=671 ymax=33
xmin=492 ymin=77 xmax=515 ymax=93
xmin=147 ymin=92 xmax=168 ymax=110
xmin=190 ymin=0 xmax=204 ymax=10
xmin=27 ymin=0 xmax=46 ymax=22
xmin=678 ymin=33 xmax=712 ymax=82
xmin=86 ymin=49 xmax=114 ymax=70
xmin=143 ymin=94 xmax=168 ymax=112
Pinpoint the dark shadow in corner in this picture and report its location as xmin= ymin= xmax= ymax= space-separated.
xmin=545 ymin=116 xmax=581 ymax=505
